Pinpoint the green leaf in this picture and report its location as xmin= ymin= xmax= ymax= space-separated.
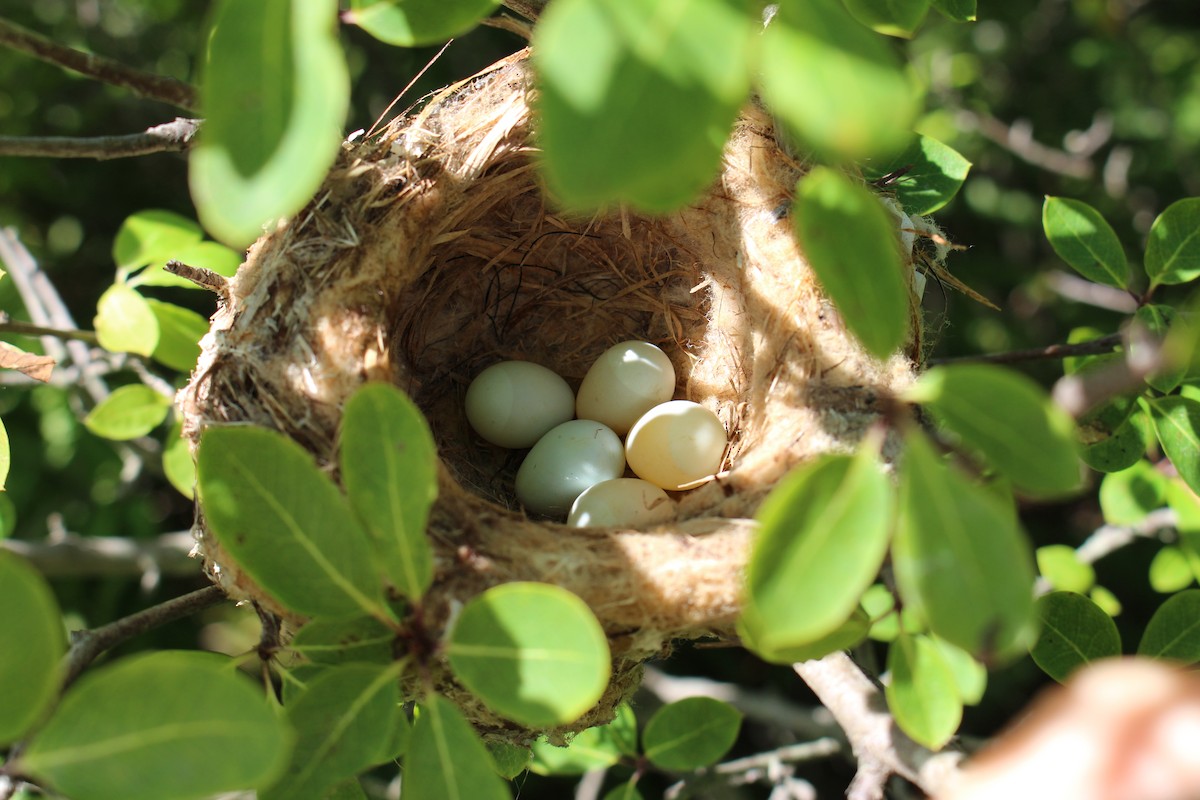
xmin=261 ymin=664 xmax=401 ymax=800
xmin=1146 ymin=395 xmax=1200 ymax=496
xmin=341 ymin=383 xmax=437 ymax=599
xmin=486 ymin=741 xmax=532 ymax=779
xmin=740 ymin=444 xmax=892 ymax=660
xmin=1098 ymin=460 xmax=1167 ymax=525
xmin=1036 ymin=545 xmax=1096 ymax=594
xmin=145 ymin=299 xmax=208 ymax=372
xmin=405 ymin=695 xmax=510 ymax=800
xmin=20 ymin=651 xmax=289 ymax=800
xmin=905 ymin=364 xmax=1081 ymax=498
xmin=94 ymin=284 xmax=159 ymax=356
xmin=1137 ymin=589 xmax=1200 ymax=663
xmin=290 ymin=615 xmax=396 ymax=665
xmin=163 ymin=422 xmax=196 ymax=499
xmin=642 ymin=697 xmax=742 ymax=771
xmin=894 ymin=429 xmax=1037 ymax=659
xmin=759 ymin=0 xmax=918 ymax=160
xmin=0 ymin=416 xmax=8 ymax=491
xmin=83 ymin=385 xmax=173 ymax=441
xmin=928 ymin=636 xmax=987 ymax=705
xmin=1145 ymin=197 xmax=1200 ymax=286
xmin=446 ymin=582 xmax=610 ymax=727
xmin=1090 ymin=585 xmax=1123 ymax=616
xmin=930 ymin=0 xmax=975 ymax=21
xmin=862 ymin=134 xmax=972 ymax=215
xmin=1149 ymin=546 xmax=1196 ymax=593
xmin=1080 ymin=407 xmax=1149 ymax=473
xmin=532 ymin=0 xmax=753 ymax=212
xmin=191 ymin=0 xmax=349 ymax=247
xmin=131 ymin=240 xmax=243 ymax=289
xmin=1030 ymin=592 xmax=1121 ymax=683
xmin=609 ymin=702 xmax=639 ymax=756
xmin=793 ymin=167 xmax=909 ymax=358
xmin=530 ymin=724 xmax=624 ymax=776
xmin=1134 ymin=305 xmax=1186 ymax=393
xmin=112 ymin=209 xmax=204 ymax=273
xmin=603 ymin=781 xmax=644 ymax=800
xmin=1042 ymin=196 xmax=1130 ymax=289
xmin=197 ymin=426 xmax=389 ymax=619
xmin=842 ymin=0 xmax=931 ymax=38
xmin=346 ymin=0 xmax=501 ymax=46
xmin=885 ymin=632 xmax=962 ymax=749
xmin=0 ymin=553 xmax=64 ymax=744
xmin=324 ymin=780 xmax=368 ymax=800
xmin=746 ymin=608 xmax=871 ymax=662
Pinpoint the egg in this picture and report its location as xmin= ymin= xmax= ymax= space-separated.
xmin=576 ymin=341 xmax=676 ymax=435
xmin=567 ymin=478 xmax=676 ymax=528
xmin=464 ymin=361 xmax=575 ymax=448
xmin=515 ymin=420 xmax=625 ymax=516
xmin=625 ymin=400 xmax=727 ymax=490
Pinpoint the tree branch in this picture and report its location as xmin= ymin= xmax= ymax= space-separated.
xmin=1034 ymin=507 xmax=1176 ymax=595
xmin=500 ymin=0 xmax=550 ymax=21
xmin=0 ymin=311 xmax=99 ymax=344
xmin=0 ymin=118 xmax=201 ymax=160
xmin=1 ymin=531 xmax=198 ymax=580
xmin=928 ymin=333 xmax=1123 ymax=366
xmin=0 ymin=16 xmax=198 ymax=112
xmin=665 ymin=738 xmax=841 ymax=799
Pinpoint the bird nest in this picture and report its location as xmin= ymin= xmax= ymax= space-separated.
xmin=177 ymin=49 xmax=922 ymax=741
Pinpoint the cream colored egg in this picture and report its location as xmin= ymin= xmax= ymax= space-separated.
xmin=464 ymin=361 xmax=575 ymax=448
xmin=625 ymin=400 xmax=727 ymax=490
xmin=515 ymin=420 xmax=625 ymax=517
xmin=567 ymin=478 xmax=675 ymax=528
xmin=576 ymin=341 xmax=676 ymax=435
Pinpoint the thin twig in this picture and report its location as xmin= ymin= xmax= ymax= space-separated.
xmin=1052 ymin=325 xmax=1161 ymax=419
xmin=1034 ymin=507 xmax=1176 ymax=596
xmin=0 ymin=312 xmax=99 ymax=344
xmin=164 ymin=260 xmax=229 ymax=304
xmin=501 ymin=0 xmax=550 ymax=20
xmin=665 ymin=738 xmax=841 ymax=799
xmin=0 ymin=117 xmax=201 ymax=160
xmin=366 ymin=39 xmax=455 ymax=139
xmin=956 ymin=109 xmax=1095 ymax=179
xmin=1043 ymin=270 xmax=1139 ymax=313
xmin=1 ymin=531 xmax=197 ymax=580
xmin=928 ymin=333 xmax=1123 ymax=366
xmin=0 ymin=16 xmax=198 ymax=111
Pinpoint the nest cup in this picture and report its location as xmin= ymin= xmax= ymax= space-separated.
xmin=178 ymin=49 xmax=920 ymax=740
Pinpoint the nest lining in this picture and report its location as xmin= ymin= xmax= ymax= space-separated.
xmin=178 ymin=49 xmax=922 ymax=739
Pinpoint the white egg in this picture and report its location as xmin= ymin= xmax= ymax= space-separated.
xmin=465 ymin=361 xmax=575 ymax=449
xmin=515 ymin=420 xmax=625 ymax=517
xmin=576 ymin=341 xmax=676 ymax=435
xmin=567 ymin=478 xmax=676 ymax=528
xmin=625 ymin=400 xmax=727 ymax=490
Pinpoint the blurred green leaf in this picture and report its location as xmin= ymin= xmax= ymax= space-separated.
xmin=0 ymin=417 xmax=8 ymax=491
xmin=885 ymin=632 xmax=961 ymax=749
xmin=1145 ymin=197 xmax=1200 ymax=286
xmin=112 ymin=209 xmax=203 ymax=274
xmin=84 ymin=385 xmax=172 ymax=441
xmin=0 ymin=553 xmax=64 ymax=744
xmin=751 ymin=609 xmax=871 ymax=662
xmin=341 ymin=383 xmax=437 ymax=600
xmin=1030 ymin=592 xmax=1121 ymax=683
xmin=928 ymin=636 xmax=987 ymax=705
xmin=603 ymin=782 xmax=644 ymax=800
xmin=261 ymin=664 xmax=401 ymax=800
xmin=863 ymin=134 xmax=972 ymax=215
xmin=530 ymin=723 xmax=623 ymax=776
xmin=1080 ymin=408 xmax=1149 ymax=473
xmin=406 ymin=696 xmax=510 ymax=800
xmin=94 ymin=284 xmax=158 ymax=357
xmin=191 ymin=0 xmax=349 ymax=247
xmin=346 ymin=0 xmax=501 ymax=46
xmin=793 ymin=167 xmax=909 ymax=358
xmin=1149 ymin=546 xmax=1195 ymax=593
xmin=446 ymin=582 xmax=609 ymax=727
xmin=0 ymin=493 xmax=16 ymax=538
xmin=610 ymin=703 xmax=639 ymax=757
xmin=1137 ymin=589 xmax=1200 ymax=664
xmin=643 ymin=697 xmax=742 ymax=771
xmin=929 ymin=0 xmax=975 ymax=21
xmin=741 ymin=444 xmax=892 ymax=661
xmin=163 ymin=422 xmax=196 ymax=499
xmin=197 ymin=426 xmax=390 ymax=619
xmin=21 ymin=652 xmax=289 ymax=800
xmin=894 ymin=429 xmax=1037 ymax=659
xmin=1089 ymin=585 xmax=1123 ymax=616
xmin=1146 ymin=396 xmax=1200 ymax=496
xmin=1042 ymin=196 xmax=1129 ymax=289
xmin=1134 ymin=305 xmax=1185 ymax=393
xmin=760 ymin=0 xmax=917 ymax=160
xmin=1036 ymin=545 xmax=1095 ymax=594
xmin=533 ymin=0 xmax=752 ymax=212
xmin=145 ymin=299 xmax=207 ymax=372
xmin=842 ymin=0 xmax=931 ymax=38
xmin=324 ymin=780 xmax=368 ymax=800
xmin=904 ymin=364 xmax=1081 ymax=498
xmin=1098 ymin=460 xmax=1167 ymax=525
xmin=290 ymin=615 xmax=396 ymax=665
xmin=487 ymin=741 xmax=532 ymax=780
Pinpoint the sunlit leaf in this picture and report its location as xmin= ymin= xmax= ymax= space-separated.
xmin=929 ymin=636 xmax=987 ymax=705
xmin=1042 ymin=196 xmax=1129 ymax=289
xmin=405 ymin=695 xmax=510 ymax=800
xmin=0 ymin=553 xmax=64 ymax=744
xmin=930 ymin=0 xmax=976 ymax=21
xmin=530 ymin=724 xmax=623 ymax=776
xmin=1148 ymin=546 xmax=1195 ymax=593
xmin=163 ymin=422 xmax=196 ymax=499
xmin=346 ymin=0 xmax=501 ymax=46
xmin=83 ymin=385 xmax=173 ymax=441
xmin=842 ymin=0 xmax=931 ymax=38
xmin=862 ymin=133 xmax=972 ymax=214
xmin=145 ymin=299 xmax=208 ymax=372
xmin=1098 ymin=460 xmax=1167 ymax=525
xmin=94 ymin=284 xmax=158 ymax=356
xmin=1036 ymin=545 xmax=1095 ymax=594
xmin=112 ymin=209 xmax=203 ymax=274
xmin=1134 ymin=305 xmax=1186 ymax=393
xmin=1146 ymin=396 xmax=1200 ymax=496
xmin=1137 ymin=589 xmax=1200 ymax=664
xmin=885 ymin=632 xmax=961 ymax=749
xmin=1089 ymin=585 xmax=1123 ymax=616
xmin=1145 ymin=197 xmax=1200 ymax=286
xmin=21 ymin=652 xmax=289 ymax=800
xmin=1030 ymin=592 xmax=1121 ymax=683
xmin=747 ymin=608 xmax=871 ymax=663
xmin=793 ymin=167 xmax=909 ymax=358
xmin=642 ymin=697 xmax=742 ymax=771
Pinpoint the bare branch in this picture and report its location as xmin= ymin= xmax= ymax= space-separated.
xmin=1043 ymin=270 xmax=1139 ymax=313
xmin=0 ymin=118 xmax=201 ymax=160
xmin=1035 ymin=507 xmax=1176 ymax=595
xmin=1 ymin=531 xmax=198 ymax=580
xmin=928 ymin=333 xmax=1123 ymax=367
xmin=665 ymin=738 xmax=841 ymax=799
xmin=0 ymin=16 xmax=198 ymax=112
xmin=0 ymin=311 xmax=99 ymax=343
xmin=956 ymin=109 xmax=1095 ymax=179
xmin=165 ymin=260 xmax=230 ymax=304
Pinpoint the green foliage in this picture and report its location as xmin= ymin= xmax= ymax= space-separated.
xmin=532 ymin=0 xmax=753 ymax=211
xmin=862 ymin=134 xmax=972 ymax=215
xmin=290 ymin=615 xmax=396 ymax=666
xmin=93 ymin=284 xmax=158 ymax=357
xmin=1145 ymin=198 xmax=1200 ymax=287
xmin=929 ymin=0 xmax=975 ymax=21
xmin=19 ymin=652 xmax=289 ymax=800
xmin=1041 ymin=196 xmax=1130 ymax=290
xmin=885 ymin=632 xmax=961 ymax=749
xmin=841 ymin=0 xmax=931 ymax=38
xmin=112 ymin=210 xmax=202 ymax=275
xmin=145 ymin=300 xmax=207 ymax=372
xmin=1098 ymin=460 xmax=1167 ymax=525
xmin=603 ymin=781 xmax=644 ymax=800
xmin=0 ymin=553 xmax=64 ymax=744
xmin=929 ymin=636 xmax=987 ymax=706
xmin=261 ymin=664 xmax=403 ymax=800
xmin=642 ymin=697 xmax=741 ymax=771
xmin=340 ymin=383 xmax=437 ymax=599
xmin=190 ymin=0 xmax=349 ymax=247
xmin=1036 ymin=545 xmax=1096 ymax=594
xmin=347 ymin=0 xmax=503 ymax=46
xmin=792 ymin=167 xmax=909 ymax=358
xmin=1137 ymin=589 xmax=1200 ymax=664
xmin=405 ymin=696 xmax=510 ymax=800
xmin=529 ymin=712 xmax=631 ymax=775
xmin=740 ymin=443 xmax=892 ymax=661
xmin=162 ymin=422 xmax=196 ymax=498
xmin=446 ymin=582 xmax=610 ymax=727
xmin=83 ymin=385 xmax=172 ymax=441
xmin=1145 ymin=396 xmax=1200 ymax=496
xmin=1030 ymin=592 xmax=1121 ymax=683
xmin=1148 ymin=546 xmax=1196 ymax=593
xmin=1134 ymin=305 xmax=1185 ymax=393
xmin=486 ymin=741 xmax=533 ymax=779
